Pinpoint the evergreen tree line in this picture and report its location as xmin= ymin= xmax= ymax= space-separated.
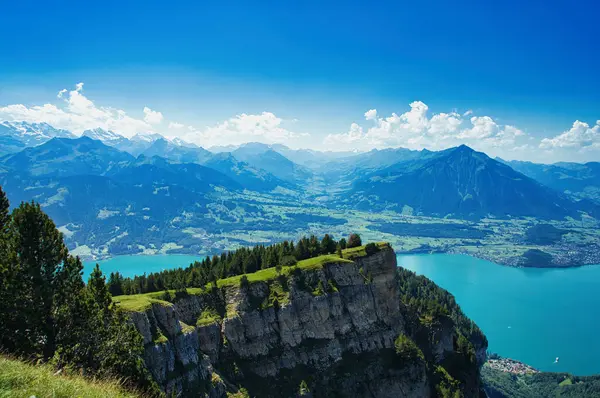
xmin=108 ymin=233 xmax=363 ymax=296
xmin=0 ymin=186 xmax=158 ymax=395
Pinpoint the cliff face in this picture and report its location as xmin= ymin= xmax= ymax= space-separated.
xmin=129 ymin=247 xmax=486 ymax=397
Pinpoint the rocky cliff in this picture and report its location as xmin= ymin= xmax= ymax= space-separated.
xmin=127 ymin=246 xmax=487 ymax=397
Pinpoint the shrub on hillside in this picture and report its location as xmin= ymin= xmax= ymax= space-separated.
xmin=365 ymin=242 xmax=380 ymax=255
xmin=394 ymin=333 xmax=424 ymax=362
xmin=347 ymin=233 xmax=362 ymax=248
xmin=281 ymin=255 xmax=298 ymax=266
xmin=240 ymin=275 xmax=250 ymax=289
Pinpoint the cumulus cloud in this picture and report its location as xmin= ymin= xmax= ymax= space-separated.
xmin=323 ymin=123 xmax=364 ymax=147
xmin=323 ymin=101 xmax=531 ymax=156
xmin=184 ymin=112 xmax=308 ymax=147
xmin=168 ymin=121 xmax=184 ymax=129
xmin=0 ymin=83 xmax=154 ymax=137
xmin=364 ymin=109 xmax=378 ymax=121
xmin=459 ymin=116 xmax=499 ymax=139
xmin=540 ymin=120 xmax=600 ymax=149
xmin=143 ymin=107 xmax=164 ymax=125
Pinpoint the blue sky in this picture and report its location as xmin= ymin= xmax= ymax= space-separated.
xmin=0 ymin=0 xmax=598 ymax=161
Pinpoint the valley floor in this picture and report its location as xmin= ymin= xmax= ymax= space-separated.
xmin=69 ymin=189 xmax=600 ymax=268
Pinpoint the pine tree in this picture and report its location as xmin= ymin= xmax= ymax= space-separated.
xmin=10 ymin=201 xmax=69 ymax=358
xmin=107 ymin=272 xmax=125 ymax=296
xmin=321 ymin=234 xmax=336 ymax=254
xmin=0 ymin=186 xmax=16 ymax=351
xmin=89 ymin=264 xmax=112 ymax=312
xmin=347 ymin=233 xmax=362 ymax=248
xmin=0 ymin=186 xmax=9 ymax=237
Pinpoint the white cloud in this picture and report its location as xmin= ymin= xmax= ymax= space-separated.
xmin=2 ymin=83 xmax=597 ymax=161
xmin=459 ymin=116 xmax=499 ymax=139
xmin=364 ymin=109 xmax=378 ymax=121
xmin=540 ymin=120 xmax=600 ymax=149
xmin=0 ymin=83 xmax=154 ymax=137
xmin=323 ymin=123 xmax=364 ymax=150
xmin=322 ymin=101 xmax=532 ymax=158
xmin=184 ymin=112 xmax=308 ymax=147
xmin=429 ymin=112 xmax=462 ymax=135
xmin=168 ymin=121 xmax=184 ymax=129
xmin=143 ymin=107 xmax=163 ymax=125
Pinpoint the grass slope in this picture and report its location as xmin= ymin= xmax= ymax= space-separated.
xmin=0 ymin=356 xmax=139 ymax=398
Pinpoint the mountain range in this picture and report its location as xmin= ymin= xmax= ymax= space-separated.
xmin=0 ymin=121 xmax=598 ymax=259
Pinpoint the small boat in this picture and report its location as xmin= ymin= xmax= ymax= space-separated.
xmin=554 ymin=357 xmax=560 ymax=363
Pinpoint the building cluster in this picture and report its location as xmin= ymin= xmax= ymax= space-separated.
xmin=486 ymin=358 xmax=539 ymax=375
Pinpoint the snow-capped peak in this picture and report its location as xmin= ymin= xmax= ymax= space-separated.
xmin=82 ymin=128 xmax=128 ymax=143
xmin=0 ymin=121 xmax=75 ymax=146
xmin=130 ymin=132 xmax=164 ymax=143
xmin=170 ymin=137 xmax=198 ymax=148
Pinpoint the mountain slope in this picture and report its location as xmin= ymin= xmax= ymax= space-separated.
xmin=0 ymin=121 xmax=76 ymax=151
xmin=350 ymin=145 xmax=585 ymax=219
xmin=231 ymin=142 xmax=313 ymax=184
xmin=270 ymin=143 xmax=356 ymax=169
xmin=141 ymin=138 xmax=213 ymax=164
xmin=504 ymin=159 xmax=600 ymax=203
xmin=202 ymin=152 xmax=290 ymax=192
xmin=320 ymin=147 xmax=430 ymax=188
xmin=111 ymin=155 xmax=241 ymax=193
xmin=0 ymin=136 xmax=134 ymax=177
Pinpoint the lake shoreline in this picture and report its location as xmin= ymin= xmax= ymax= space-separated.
xmin=81 ymin=245 xmax=598 ymax=270
xmin=400 ymin=247 xmax=598 ymax=269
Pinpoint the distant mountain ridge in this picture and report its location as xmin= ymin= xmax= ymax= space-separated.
xmin=231 ymin=143 xmax=314 ymax=185
xmin=1 ymin=121 xmax=599 ymax=222
xmin=0 ymin=121 xmax=76 ymax=151
xmin=349 ymin=145 xmax=594 ymax=219
xmin=501 ymin=159 xmax=600 ymax=204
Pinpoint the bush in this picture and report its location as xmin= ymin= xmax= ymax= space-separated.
xmin=161 ymin=289 xmax=174 ymax=302
xmin=299 ymin=380 xmax=310 ymax=395
xmin=365 ymin=242 xmax=380 ymax=255
xmin=281 ymin=255 xmax=297 ymax=266
xmin=394 ymin=333 xmax=424 ymax=362
xmin=174 ymin=287 xmax=189 ymax=300
xmin=347 ymin=233 xmax=362 ymax=248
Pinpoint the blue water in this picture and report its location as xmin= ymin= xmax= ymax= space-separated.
xmin=397 ymin=254 xmax=600 ymax=376
xmin=83 ymin=254 xmax=203 ymax=279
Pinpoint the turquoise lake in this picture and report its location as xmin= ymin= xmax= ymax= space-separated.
xmin=85 ymin=253 xmax=600 ymax=375
xmin=83 ymin=254 xmax=203 ymax=279
xmin=397 ymin=254 xmax=600 ymax=376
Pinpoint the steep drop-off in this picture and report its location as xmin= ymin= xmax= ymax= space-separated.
xmin=125 ymin=246 xmax=487 ymax=397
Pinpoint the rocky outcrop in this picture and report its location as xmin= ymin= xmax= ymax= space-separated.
xmin=128 ymin=246 xmax=486 ymax=397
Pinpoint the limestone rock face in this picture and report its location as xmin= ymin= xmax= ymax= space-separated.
xmin=128 ymin=247 xmax=484 ymax=397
